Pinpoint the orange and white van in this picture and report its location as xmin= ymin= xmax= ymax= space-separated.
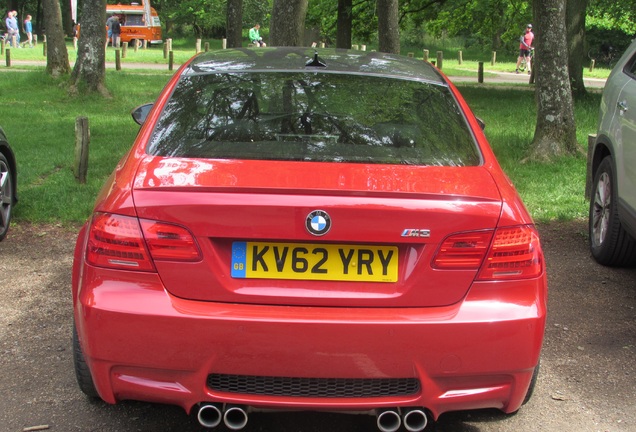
xmin=107 ymin=2 xmax=162 ymax=46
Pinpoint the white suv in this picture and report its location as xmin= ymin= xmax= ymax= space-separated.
xmin=589 ymin=38 xmax=636 ymax=266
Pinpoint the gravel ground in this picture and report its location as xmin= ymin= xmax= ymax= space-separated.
xmin=0 ymin=219 xmax=634 ymax=432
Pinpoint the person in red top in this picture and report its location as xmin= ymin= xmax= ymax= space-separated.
xmin=516 ymin=24 xmax=534 ymax=74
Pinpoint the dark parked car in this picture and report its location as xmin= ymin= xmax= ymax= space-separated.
xmin=0 ymin=126 xmax=17 ymax=241
xmin=589 ymin=38 xmax=636 ymax=266
xmin=72 ymin=48 xmax=547 ymax=431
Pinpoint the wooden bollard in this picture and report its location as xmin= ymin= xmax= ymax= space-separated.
xmin=204 ymin=42 xmax=210 ymax=52
xmin=478 ymin=61 xmax=484 ymax=83
xmin=196 ymin=38 xmax=201 ymax=53
xmin=74 ymin=117 xmax=90 ymax=184
xmin=423 ymin=49 xmax=429 ymax=62
xmin=143 ymin=39 xmax=147 ymax=49
xmin=491 ymin=51 xmax=497 ymax=65
xmin=589 ymin=59 xmax=595 ymax=72
xmin=43 ymin=40 xmax=47 ymax=56
xmin=134 ymin=40 xmax=139 ymax=53
xmin=5 ymin=48 xmax=11 ymax=67
xmin=163 ymin=42 xmax=168 ymax=58
xmin=436 ymin=51 xmax=443 ymax=69
xmin=169 ymin=50 xmax=174 ymax=71
xmin=73 ymin=36 xmax=78 ymax=50
xmin=1 ymin=40 xmax=4 ymax=56
xmin=320 ymin=42 xmax=325 ymax=48
xmin=458 ymin=50 xmax=463 ymax=65
xmin=115 ymin=49 xmax=121 ymax=70
xmin=33 ymin=34 xmax=37 ymax=47
xmin=352 ymin=44 xmax=359 ymax=50
xmin=122 ymin=42 xmax=128 ymax=58
xmin=361 ymin=45 xmax=366 ymax=51
xmin=222 ymin=38 xmax=227 ymax=49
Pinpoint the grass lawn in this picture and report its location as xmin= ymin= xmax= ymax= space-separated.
xmin=0 ymin=44 xmax=602 ymax=226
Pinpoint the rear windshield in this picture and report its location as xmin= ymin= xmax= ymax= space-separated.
xmin=147 ymin=72 xmax=481 ymax=166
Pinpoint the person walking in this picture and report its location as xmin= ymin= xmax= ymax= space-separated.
xmin=110 ymin=15 xmax=121 ymax=48
xmin=5 ymin=11 xmax=20 ymax=48
xmin=515 ymin=24 xmax=534 ymax=74
xmin=22 ymin=14 xmax=33 ymax=48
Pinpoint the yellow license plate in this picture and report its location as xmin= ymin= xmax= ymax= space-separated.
xmin=231 ymin=242 xmax=398 ymax=282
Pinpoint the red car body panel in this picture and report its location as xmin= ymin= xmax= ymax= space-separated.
xmin=72 ymin=48 xmax=547 ymax=423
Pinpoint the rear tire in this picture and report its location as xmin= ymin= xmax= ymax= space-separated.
xmin=589 ymin=156 xmax=636 ymax=266
xmin=0 ymin=153 xmax=14 ymax=241
xmin=522 ymin=363 xmax=540 ymax=405
xmin=73 ymin=322 xmax=100 ymax=398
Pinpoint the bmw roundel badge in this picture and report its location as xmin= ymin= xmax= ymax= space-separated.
xmin=306 ymin=210 xmax=331 ymax=236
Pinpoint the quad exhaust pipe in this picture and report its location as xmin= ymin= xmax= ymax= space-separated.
xmin=196 ymin=403 xmax=248 ymax=430
xmin=376 ymin=407 xmax=429 ymax=432
xmin=197 ymin=403 xmax=427 ymax=431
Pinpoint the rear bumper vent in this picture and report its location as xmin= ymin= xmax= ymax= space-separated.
xmin=207 ymin=374 xmax=421 ymax=398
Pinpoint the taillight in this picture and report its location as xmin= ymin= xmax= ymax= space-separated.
xmin=477 ymin=225 xmax=543 ymax=280
xmin=140 ymin=219 xmax=202 ymax=261
xmin=86 ymin=213 xmax=201 ymax=271
xmin=432 ymin=231 xmax=494 ymax=270
xmin=432 ymin=225 xmax=543 ymax=280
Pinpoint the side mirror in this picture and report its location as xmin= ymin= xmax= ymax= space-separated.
xmin=476 ymin=117 xmax=486 ymax=130
xmin=131 ymin=103 xmax=153 ymax=125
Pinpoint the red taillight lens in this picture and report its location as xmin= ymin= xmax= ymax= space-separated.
xmin=86 ymin=213 xmax=202 ymax=271
xmin=140 ymin=219 xmax=202 ymax=261
xmin=86 ymin=213 xmax=155 ymax=271
xmin=432 ymin=231 xmax=494 ymax=270
xmin=432 ymin=225 xmax=544 ymax=280
xmin=477 ymin=225 xmax=543 ymax=280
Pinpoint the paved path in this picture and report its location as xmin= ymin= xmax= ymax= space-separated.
xmin=4 ymin=59 xmax=607 ymax=89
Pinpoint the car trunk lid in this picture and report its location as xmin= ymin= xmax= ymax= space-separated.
xmin=132 ymin=157 xmax=503 ymax=307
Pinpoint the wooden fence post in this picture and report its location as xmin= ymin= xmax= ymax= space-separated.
xmin=122 ymin=42 xmax=128 ymax=58
xmin=115 ymin=49 xmax=121 ymax=70
xmin=478 ymin=62 xmax=484 ymax=83
xmin=458 ymin=50 xmax=463 ymax=65
xmin=169 ymin=50 xmax=174 ymax=71
xmin=74 ymin=117 xmax=90 ymax=184
xmin=5 ymin=48 xmax=11 ymax=67
xmin=196 ymin=38 xmax=201 ymax=53
xmin=423 ymin=49 xmax=429 ymax=62
xmin=436 ymin=51 xmax=443 ymax=69
xmin=204 ymin=42 xmax=210 ymax=52
xmin=491 ymin=51 xmax=497 ymax=65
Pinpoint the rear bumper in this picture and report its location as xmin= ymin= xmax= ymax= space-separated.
xmin=74 ymin=266 xmax=546 ymax=419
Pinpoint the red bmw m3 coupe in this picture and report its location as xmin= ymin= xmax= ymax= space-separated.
xmin=72 ymin=47 xmax=547 ymax=431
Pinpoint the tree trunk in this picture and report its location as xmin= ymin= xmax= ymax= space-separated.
xmin=42 ymin=0 xmax=71 ymax=77
xmin=69 ymin=0 xmax=109 ymax=96
xmin=336 ymin=0 xmax=352 ymax=49
xmin=270 ymin=0 xmax=309 ymax=47
xmin=377 ymin=0 xmax=400 ymax=54
xmin=226 ymin=0 xmax=243 ymax=48
xmin=566 ymin=0 xmax=589 ymax=97
xmin=529 ymin=0 xmax=579 ymax=162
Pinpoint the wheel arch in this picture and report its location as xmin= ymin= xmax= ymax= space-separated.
xmin=591 ymin=134 xmax=614 ymax=182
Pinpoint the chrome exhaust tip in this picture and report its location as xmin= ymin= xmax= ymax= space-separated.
xmin=223 ymin=404 xmax=249 ymax=430
xmin=403 ymin=407 xmax=428 ymax=432
xmin=196 ymin=403 xmax=222 ymax=429
xmin=376 ymin=408 xmax=402 ymax=432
